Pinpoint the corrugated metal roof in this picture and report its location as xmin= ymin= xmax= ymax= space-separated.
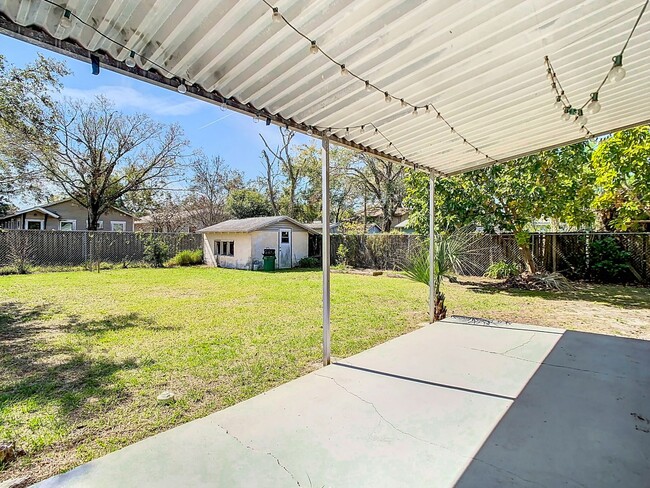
xmin=1 ymin=0 xmax=649 ymax=175
xmin=198 ymin=216 xmax=318 ymax=234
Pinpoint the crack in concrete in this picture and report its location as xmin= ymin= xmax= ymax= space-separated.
xmin=314 ymin=373 xmax=544 ymax=487
xmin=216 ymin=423 xmax=301 ymax=487
xmin=501 ymin=333 xmax=536 ymax=355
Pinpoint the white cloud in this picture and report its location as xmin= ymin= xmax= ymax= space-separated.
xmin=60 ymin=85 xmax=204 ymax=117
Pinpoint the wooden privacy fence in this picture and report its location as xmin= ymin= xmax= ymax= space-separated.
xmin=313 ymin=232 xmax=650 ymax=283
xmin=0 ymin=229 xmax=202 ymax=267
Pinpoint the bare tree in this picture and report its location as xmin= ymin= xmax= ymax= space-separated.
xmin=260 ymin=149 xmax=280 ymax=215
xmin=186 ymin=155 xmax=243 ymax=226
xmin=260 ymin=128 xmax=302 ymax=218
xmin=20 ymin=96 xmax=189 ymax=229
xmin=346 ymin=153 xmax=405 ymax=231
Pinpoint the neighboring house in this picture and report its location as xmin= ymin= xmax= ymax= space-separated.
xmin=356 ymin=206 xmax=410 ymax=230
xmin=134 ymin=212 xmax=199 ymax=233
xmin=198 ymin=216 xmax=319 ymax=270
xmin=0 ymin=198 xmax=135 ymax=231
xmin=366 ymin=223 xmax=383 ymax=234
xmin=306 ymin=221 xmax=341 ymax=234
xmin=394 ymin=219 xmax=416 ymax=234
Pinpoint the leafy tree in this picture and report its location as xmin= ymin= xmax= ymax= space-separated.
xmin=591 ymin=126 xmax=650 ymax=230
xmin=404 ymin=142 xmax=594 ymax=272
xmin=0 ymin=54 xmax=69 ymax=208
xmin=226 ymin=188 xmax=272 ymax=219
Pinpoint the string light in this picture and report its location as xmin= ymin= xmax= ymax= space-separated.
xmin=544 ymin=0 xmax=647 ymax=139
xmin=586 ymin=92 xmax=601 ymax=114
xmin=608 ymin=55 xmax=626 ymax=83
xmin=411 ymin=107 xmax=418 ymax=116
xmin=41 ymin=0 xmax=453 ymax=172
xmin=125 ymin=51 xmax=136 ymax=68
xmin=400 ymin=99 xmax=407 ymax=108
xmin=59 ymin=8 xmax=72 ymax=29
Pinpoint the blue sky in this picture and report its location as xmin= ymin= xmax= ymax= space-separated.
xmin=1 ymin=35 xmax=313 ymax=185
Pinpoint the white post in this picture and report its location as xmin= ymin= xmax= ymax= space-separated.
xmin=321 ymin=136 xmax=331 ymax=365
xmin=429 ymin=170 xmax=436 ymax=323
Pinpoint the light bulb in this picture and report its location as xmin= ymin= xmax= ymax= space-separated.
xmin=412 ymin=107 xmax=418 ymax=116
xmin=400 ymin=99 xmax=406 ymax=108
xmin=608 ymin=66 xmax=626 ymax=83
xmin=307 ymin=127 xmax=313 ymax=135
xmin=586 ymin=100 xmax=601 ymax=115
xmin=546 ymin=69 xmax=553 ymax=81
xmin=340 ymin=64 xmax=347 ymax=76
xmin=125 ymin=51 xmax=136 ymax=68
xmin=360 ymin=125 xmax=365 ymax=133
xmin=309 ymin=41 xmax=318 ymax=55
xmin=553 ymin=96 xmax=563 ymax=110
xmin=177 ymin=83 xmax=187 ymax=94
xmin=365 ymin=81 xmax=371 ymax=91
xmin=271 ymin=7 xmax=282 ymax=22
xmin=549 ymin=83 xmax=557 ymax=94
xmin=345 ymin=127 xmax=350 ymax=137
xmin=60 ymin=9 xmax=73 ymax=29
xmin=384 ymin=92 xmax=391 ymax=103
xmin=561 ymin=111 xmax=571 ymax=122
xmin=576 ymin=114 xmax=587 ymax=126
xmin=425 ymin=105 xmax=431 ymax=114
xmin=608 ymin=55 xmax=626 ymax=83
xmin=254 ymin=114 xmax=260 ymax=123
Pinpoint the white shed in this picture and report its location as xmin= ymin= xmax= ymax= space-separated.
xmin=198 ymin=216 xmax=319 ymax=270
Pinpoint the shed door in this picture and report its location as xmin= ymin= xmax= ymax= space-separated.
xmin=278 ymin=229 xmax=292 ymax=268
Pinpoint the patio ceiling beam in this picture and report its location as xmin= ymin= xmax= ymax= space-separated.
xmin=0 ymin=14 xmax=436 ymax=177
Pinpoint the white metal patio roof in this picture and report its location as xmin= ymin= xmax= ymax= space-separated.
xmin=1 ymin=0 xmax=649 ymax=176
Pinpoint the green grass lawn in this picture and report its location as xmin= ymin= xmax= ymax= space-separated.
xmin=1 ymin=267 xmax=648 ymax=483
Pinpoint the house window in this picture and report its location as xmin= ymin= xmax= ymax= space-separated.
xmin=111 ymin=221 xmax=126 ymax=232
xmin=59 ymin=220 xmax=76 ymax=231
xmin=87 ymin=220 xmax=104 ymax=230
xmin=25 ymin=219 xmax=43 ymax=230
xmin=215 ymin=240 xmax=235 ymax=257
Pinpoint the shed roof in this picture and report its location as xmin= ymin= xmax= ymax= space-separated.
xmin=198 ymin=216 xmax=318 ymax=234
xmin=1 ymin=1 xmax=649 ymax=176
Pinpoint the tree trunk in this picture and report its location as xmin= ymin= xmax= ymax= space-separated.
xmin=519 ymin=241 xmax=536 ymax=273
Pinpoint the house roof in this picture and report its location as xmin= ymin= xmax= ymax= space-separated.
xmin=198 ymin=216 xmax=319 ymax=234
xmin=1 ymin=198 xmax=135 ymax=220
xmin=394 ymin=219 xmax=412 ymax=229
xmin=2 ymin=1 xmax=648 ymax=177
xmin=1 ymin=206 xmax=60 ymax=220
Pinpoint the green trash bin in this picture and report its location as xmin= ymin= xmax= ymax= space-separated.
xmin=262 ymin=249 xmax=276 ymax=271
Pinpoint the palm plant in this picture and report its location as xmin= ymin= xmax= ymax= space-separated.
xmin=402 ymin=227 xmax=484 ymax=321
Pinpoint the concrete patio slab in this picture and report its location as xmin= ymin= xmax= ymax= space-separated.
xmin=35 ymin=317 xmax=650 ymax=487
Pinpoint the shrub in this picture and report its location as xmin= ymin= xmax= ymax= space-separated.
xmin=588 ymin=237 xmax=632 ymax=283
xmin=7 ymin=233 xmax=34 ymax=274
xmin=484 ymin=261 xmax=520 ymax=279
xmin=298 ymin=256 xmax=320 ymax=268
xmin=142 ymin=235 xmax=170 ymax=268
xmin=336 ymin=243 xmax=349 ymax=268
xmin=167 ymin=249 xmax=203 ymax=267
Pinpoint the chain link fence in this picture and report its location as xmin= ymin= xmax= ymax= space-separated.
xmin=0 ymin=229 xmax=202 ymax=268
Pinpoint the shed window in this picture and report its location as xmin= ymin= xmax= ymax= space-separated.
xmin=215 ymin=240 xmax=234 ymax=257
